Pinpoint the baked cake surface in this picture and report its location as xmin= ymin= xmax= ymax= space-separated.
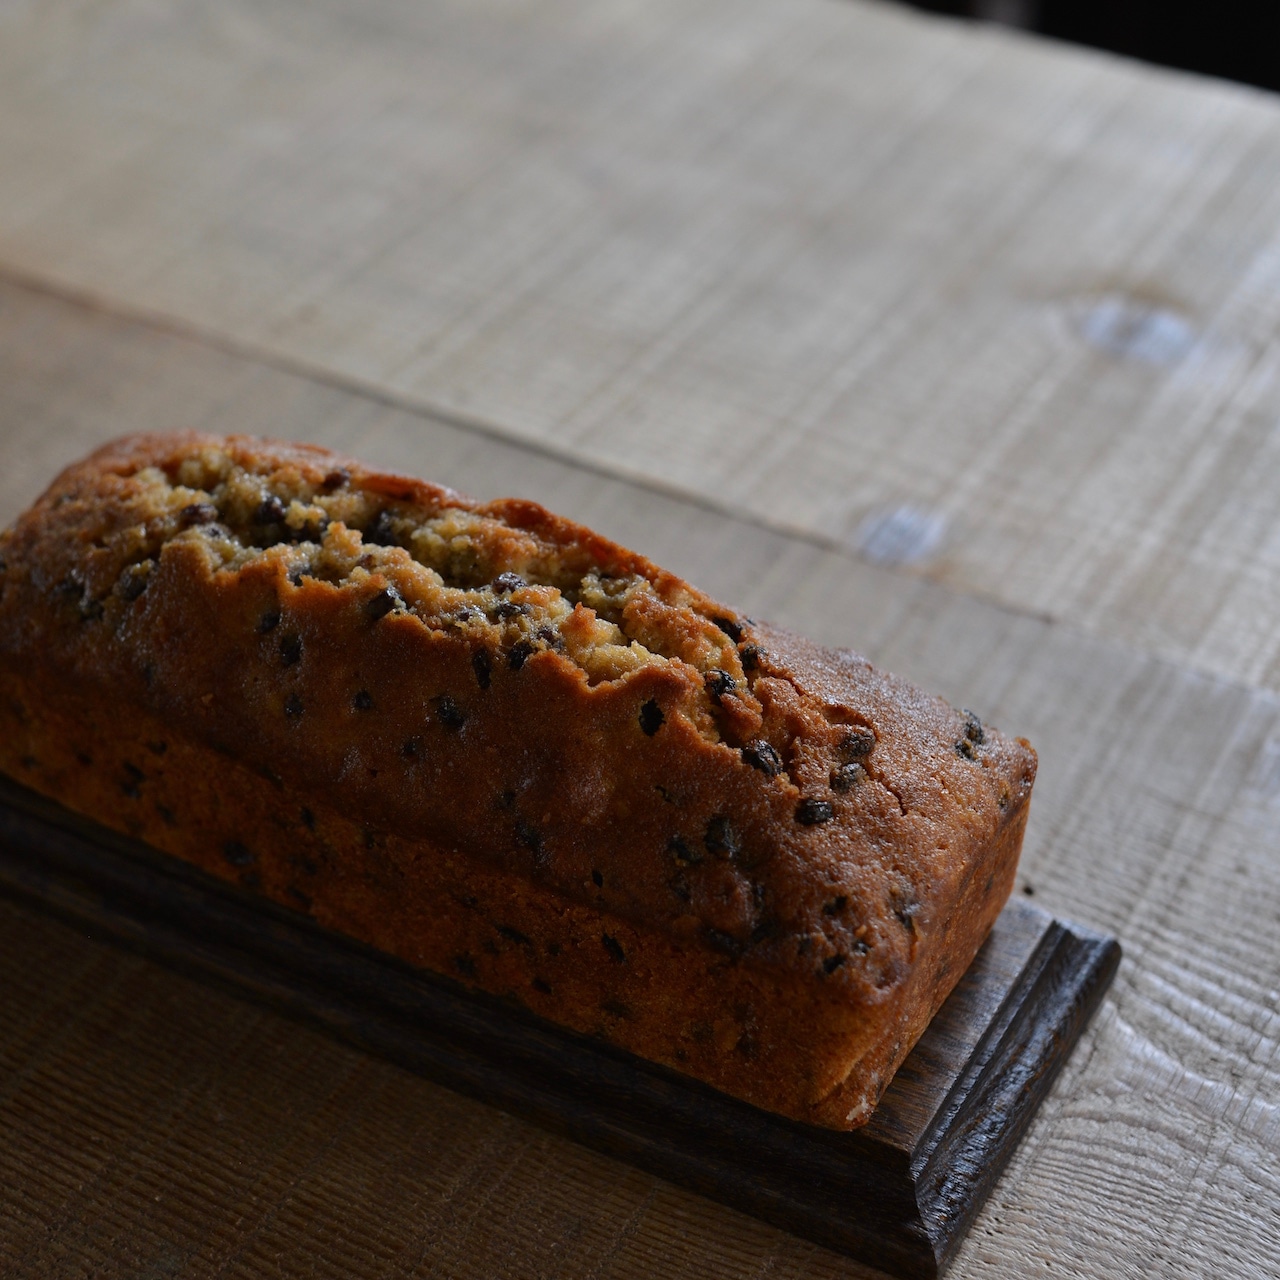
xmin=0 ymin=433 xmax=1036 ymax=1128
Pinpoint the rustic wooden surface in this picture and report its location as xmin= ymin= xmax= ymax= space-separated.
xmin=1 ymin=1 xmax=1279 ymax=1276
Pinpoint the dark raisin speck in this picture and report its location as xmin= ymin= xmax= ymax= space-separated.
xmin=118 ymin=562 xmax=151 ymax=602
xmin=180 ymin=502 xmax=219 ymax=527
xmin=532 ymin=977 xmax=552 ymax=995
xmin=705 ymin=816 xmax=741 ymax=859
xmin=365 ymin=587 xmax=403 ymax=620
xmin=498 ymin=925 xmax=532 ymax=946
xmin=515 ymin=820 xmax=543 ymax=855
xmin=401 ymin=738 xmax=420 ymax=759
xmin=292 ymin=517 xmax=328 ymax=544
xmin=256 ymin=495 xmax=287 ymax=523
xmin=668 ymin=835 xmax=702 ymax=866
xmin=320 ymin=467 xmax=350 ymax=492
xmin=750 ymin=919 xmax=777 ymax=945
xmin=591 ymin=869 xmax=603 ymax=888
xmin=962 ymin=710 xmax=985 ymax=745
xmin=368 ymin=510 xmax=398 ymax=546
xmin=257 ymin=610 xmax=281 ymax=634
xmin=494 ymin=600 xmax=528 ymax=621
xmin=831 ymin=762 xmax=865 ymax=792
xmin=602 ymin=933 xmax=626 ymax=964
xmin=822 ymin=895 xmax=848 ymax=916
xmin=284 ymin=694 xmax=303 ymax=718
xmin=739 ymin=644 xmax=762 ymax=671
xmin=536 ymin=626 xmax=564 ymax=651
xmin=955 ymin=738 xmax=978 ymax=760
xmin=639 ymin=699 xmax=664 ymax=736
xmin=508 ymin=640 xmax=535 ymax=670
xmin=300 ymin=807 xmax=315 ymax=830
xmin=223 ymin=841 xmax=255 ymax=868
xmin=705 ymin=669 xmax=736 ymax=703
xmin=279 ymin=634 xmax=302 ymax=666
xmin=838 ymin=727 xmax=876 ymax=759
xmin=823 ymin=954 xmax=846 ymax=974
xmin=741 ymin=739 xmax=782 ymax=776
xmin=435 ymin=695 xmax=466 ymax=730
xmin=705 ymin=929 xmax=744 ymax=959
xmin=796 ymin=798 xmax=835 ymax=825
xmin=713 ymin=615 xmax=743 ymax=642
xmin=493 ymin=572 xmax=526 ymax=594
xmin=352 ymin=690 xmax=374 ymax=711
xmin=472 ymin=649 xmax=492 ymax=689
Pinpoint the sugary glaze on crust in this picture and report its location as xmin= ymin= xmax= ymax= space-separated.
xmin=0 ymin=433 xmax=1037 ymax=1127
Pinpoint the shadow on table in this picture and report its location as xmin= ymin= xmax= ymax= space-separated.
xmin=901 ymin=0 xmax=1280 ymax=94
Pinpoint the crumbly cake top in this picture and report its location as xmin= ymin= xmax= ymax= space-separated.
xmin=0 ymin=433 xmax=1036 ymax=1000
xmin=25 ymin=433 xmax=762 ymax=741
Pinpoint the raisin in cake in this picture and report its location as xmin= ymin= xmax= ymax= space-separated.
xmin=0 ymin=433 xmax=1036 ymax=1129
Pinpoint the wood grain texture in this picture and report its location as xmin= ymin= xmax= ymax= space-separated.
xmin=0 ymin=280 xmax=1278 ymax=1278
xmin=7 ymin=1 xmax=1280 ymax=693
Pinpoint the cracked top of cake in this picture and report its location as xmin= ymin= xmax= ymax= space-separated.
xmin=0 ymin=432 xmax=1036 ymax=1000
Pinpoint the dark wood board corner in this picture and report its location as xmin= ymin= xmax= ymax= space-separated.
xmin=0 ymin=775 xmax=1119 ymax=1279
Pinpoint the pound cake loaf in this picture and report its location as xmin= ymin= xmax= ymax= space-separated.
xmin=0 ymin=433 xmax=1036 ymax=1129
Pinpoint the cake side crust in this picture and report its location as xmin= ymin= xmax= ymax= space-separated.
xmin=0 ymin=666 xmax=973 ymax=1126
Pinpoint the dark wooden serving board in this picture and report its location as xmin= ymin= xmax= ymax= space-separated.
xmin=0 ymin=775 xmax=1118 ymax=1279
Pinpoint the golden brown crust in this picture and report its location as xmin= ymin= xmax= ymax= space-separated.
xmin=0 ymin=433 xmax=1037 ymax=1128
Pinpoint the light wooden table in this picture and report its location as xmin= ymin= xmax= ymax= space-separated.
xmin=2 ymin=2 xmax=1278 ymax=1276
